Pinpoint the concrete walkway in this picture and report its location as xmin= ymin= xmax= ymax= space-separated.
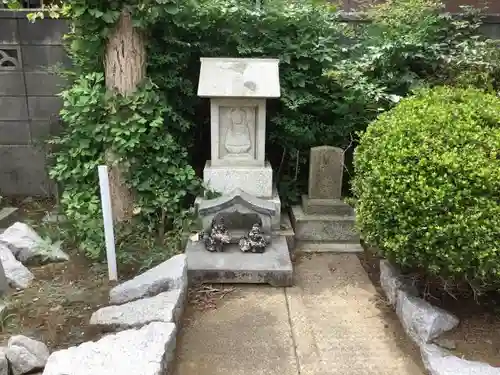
xmin=173 ymin=254 xmax=425 ymax=375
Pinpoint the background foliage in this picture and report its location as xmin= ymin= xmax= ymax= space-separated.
xmin=15 ymin=0 xmax=497 ymax=265
xmin=353 ymin=86 xmax=500 ymax=291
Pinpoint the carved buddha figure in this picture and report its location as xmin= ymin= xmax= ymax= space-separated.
xmin=224 ymin=108 xmax=251 ymax=155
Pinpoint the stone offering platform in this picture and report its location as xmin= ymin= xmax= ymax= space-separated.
xmin=186 ymin=235 xmax=293 ymax=287
xmin=291 ymin=146 xmax=363 ymax=252
xmin=291 ymin=205 xmax=359 ymax=243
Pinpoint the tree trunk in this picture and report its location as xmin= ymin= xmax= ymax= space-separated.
xmin=104 ymin=9 xmax=146 ymax=222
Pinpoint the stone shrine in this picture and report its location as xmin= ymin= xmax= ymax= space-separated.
xmin=185 ymin=57 xmax=293 ymax=287
xmin=291 ymin=146 xmax=362 ymax=252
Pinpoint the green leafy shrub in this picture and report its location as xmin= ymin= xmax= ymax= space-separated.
xmin=48 ymin=72 xmax=201 ymax=261
xmin=353 ymin=86 xmax=500 ymax=288
xmin=44 ymin=0 xmax=500 ymax=264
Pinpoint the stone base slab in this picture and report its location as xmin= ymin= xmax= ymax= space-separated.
xmin=301 ymin=195 xmax=354 ymax=216
xmin=203 ymin=160 xmax=273 ymax=198
xmin=295 ymin=242 xmax=363 ymax=253
xmin=186 ymin=235 xmax=293 ymax=287
xmin=290 ymin=205 xmax=359 ymax=243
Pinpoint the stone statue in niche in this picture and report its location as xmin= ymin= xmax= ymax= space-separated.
xmin=202 ymin=218 xmax=231 ymax=252
xmin=239 ymin=223 xmax=269 ymax=253
xmin=224 ymin=108 xmax=252 ymax=154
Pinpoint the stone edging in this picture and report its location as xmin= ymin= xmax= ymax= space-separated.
xmin=42 ymin=254 xmax=188 ymax=375
xmin=379 ymin=260 xmax=500 ymax=375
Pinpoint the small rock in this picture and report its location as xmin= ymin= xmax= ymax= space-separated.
xmin=421 ymin=343 xmax=500 ymax=375
xmin=6 ymin=335 xmax=50 ymax=375
xmin=43 ymin=322 xmax=177 ymax=375
xmin=0 ymin=348 xmax=8 ymax=375
xmin=0 ymin=244 xmax=34 ymax=289
xmin=396 ymin=290 xmax=459 ymax=345
xmin=109 ymin=254 xmax=187 ymax=304
xmin=433 ymin=337 xmax=457 ymax=350
xmin=90 ymin=288 xmax=185 ymax=330
xmin=379 ymin=260 xmax=417 ymax=307
xmin=0 ymin=222 xmax=69 ymax=265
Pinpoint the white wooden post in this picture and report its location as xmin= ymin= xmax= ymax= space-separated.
xmin=98 ymin=165 xmax=118 ymax=281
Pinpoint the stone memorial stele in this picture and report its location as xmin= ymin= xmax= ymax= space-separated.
xmin=291 ymin=146 xmax=362 ymax=251
xmin=184 ymin=57 xmax=293 ymax=287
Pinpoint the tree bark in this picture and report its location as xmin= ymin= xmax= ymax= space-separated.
xmin=104 ymin=9 xmax=146 ymax=222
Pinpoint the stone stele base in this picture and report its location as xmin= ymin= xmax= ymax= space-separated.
xmin=290 ymin=205 xmax=359 ymax=243
xmin=203 ymin=160 xmax=273 ymax=198
xmin=301 ymin=195 xmax=354 ymax=216
xmin=186 ymin=235 xmax=293 ymax=287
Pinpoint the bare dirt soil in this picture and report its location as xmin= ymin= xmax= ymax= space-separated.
xmin=0 ymin=198 xmax=135 ymax=350
xmin=0 ymin=253 xmax=111 ymax=350
xmin=358 ymin=246 xmax=500 ymax=367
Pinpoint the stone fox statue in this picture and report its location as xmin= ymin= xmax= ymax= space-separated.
xmin=239 ymin=223 xmax=269 ymax=253
xmin=202 ymin=218 xmax=231 ymax=252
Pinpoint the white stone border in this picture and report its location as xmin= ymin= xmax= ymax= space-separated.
xmin=42 ymin=254 xmax=189 ymax=375
xmin=379 ymin=260 xmax=500 ymax=375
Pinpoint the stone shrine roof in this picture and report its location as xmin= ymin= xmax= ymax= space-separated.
xmin=197 ymin=58 xmax=280 ymax=98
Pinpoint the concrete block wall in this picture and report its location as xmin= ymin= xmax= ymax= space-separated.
xmin=0 ymin=10 xmax=68 ymax=197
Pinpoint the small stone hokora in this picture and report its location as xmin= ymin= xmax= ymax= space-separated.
xmin=239 ymin=223 xmax=269 ymax=253
xmin=203 ymin=218 xmax=231 ymax=252
xmin=224 ymin=108 xmax=251 ymax=154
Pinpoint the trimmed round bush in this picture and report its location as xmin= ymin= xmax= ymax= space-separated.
xmin=353 ymin=86 xmax=500 ymax=287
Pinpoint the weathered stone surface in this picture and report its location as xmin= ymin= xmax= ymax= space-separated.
xmin=198 ymin=188 xmax=275 ymax=237
xmin=0 ymin=222 xmax=69 ymax=265
xmin=6 ymin=335 xmax=49 ymax=375
xmin=203 ymin=160 xmax=273 ymax=198
xmin=0 ymin=122 xmax=31 ymax=146
xmin=186 ymin=236 xmax=293 ymax=287
xmin=0 ymin=72 xmax=26 ymax=96
xmin=42 ymin=322 xmax=177 ymax=375
xmin=25 ymin=72 xmax=67 ymax=96
xmin=0 ymin=207 xmax=19 ymax=229
xmin=295 ymin=242 xmax=363 ymax=253
xmin=433 ymin=338 xmax=457 ymax=351
xmin=27 ymin=97 xmax=63 ymax=121
xmin=21 ymin=46 xmax=71 ymax=71
xmin=301 ymin=195 xmax=354 ymax=216
xmin=380 ymin=259 xmax=405 ymax=306
xmin=0 ymin=244 xmax=34 ymax=289
xmin=0 ymin=145 xmax=52 ymax=197
xmin=91 ymin=289 xmax=185 ymax=330
xmin=396 ymin=290 xmax=459 ymax=345
xmin=198 ymin=57 xmax=280 ymax=98
xmin=290 ymin=205 xmax=359 ymax=243
xmin=109 ymin=254 xmax=187 ymax=305
xmin=0 ymin=97 xmax=28 ymax=121
xmin=0 ymin=347 xmax=8 ymax=375
xmin=194 ymin=187 xmax=281 ymax=230
xmin=308 ymin=146 xmax=344 ymax=200
xmin=18 ymin=18 xmax=69 ymax=45
xmin=421 ymin=344 xmax=500 ymax=375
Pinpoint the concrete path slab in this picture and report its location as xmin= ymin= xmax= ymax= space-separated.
xmin=173 ymin=253 xmax=424 ymax=375
xmin=288 ymin=254 xmax=424 ymax=375
xmin=173 ymin=286 xmax=298 ymax=375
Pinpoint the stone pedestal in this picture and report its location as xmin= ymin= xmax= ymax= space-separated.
xmin=291 ymin=146 xmax=362 ymax=252
xmin=203 ymin=161 xmax=273 ymax=198
xmin=187 ymin=57 xmax=294 ymax=286
xmin=186 ymin=236 xmax=293 ymax=287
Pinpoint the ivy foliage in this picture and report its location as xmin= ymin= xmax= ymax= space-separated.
xmin=49 ymin=72 xmax=201 ymax=261
xmin=353 ymin=86 xmax=500 ymax=290
xmin=27 ymin=0 xmax=499 ymax=263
